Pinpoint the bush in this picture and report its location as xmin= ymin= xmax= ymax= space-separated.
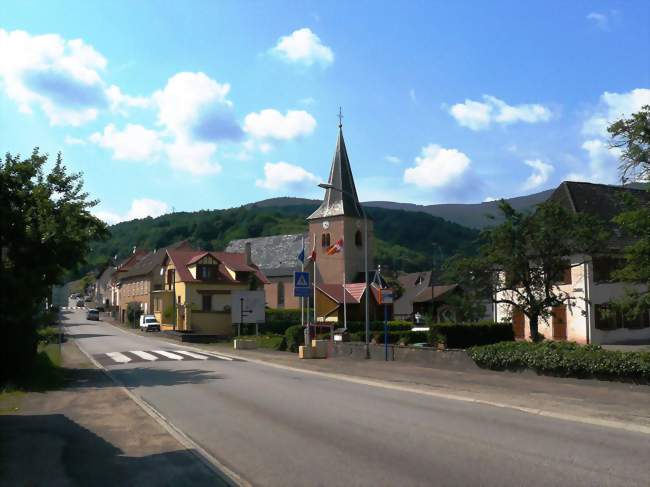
xmin=345 ymin=320 xmax=412 ymax=333
xmin=37 ymin=326 xmax=62 ymax=345
xmin=265 ymin=308 xmax=302 ymax=334
xmin=430 ymin=321 xmax=514 ymax=349
xmin=126 ymin=302 xmax=142 ymax=328
xmin=468 ymin=341 xmax=650 ymax=382
xmin=364 ymin=330 xmax=430 ymax=345
xmin=284 ymin=325 xmax=306 ymax=353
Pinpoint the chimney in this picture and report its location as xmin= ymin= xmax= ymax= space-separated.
xmin=244 ymin=242 xmax=252 ymax=266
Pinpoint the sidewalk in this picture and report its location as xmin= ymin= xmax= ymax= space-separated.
xmin=0 ymin=338 xmax=224 ymax=486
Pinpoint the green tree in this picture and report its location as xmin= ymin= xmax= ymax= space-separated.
xmin=450 ymin=201 xmax=608 ymax=341
xmin=0 ymin=149 xmax=108 ymax=384
xmin=608 ymin=105 xmax=650 ymax=318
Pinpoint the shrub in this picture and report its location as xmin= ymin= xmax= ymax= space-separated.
xmin=468 ymin=341 xmax=650 ymax=382
xmin=366 ymin=330 xmax=429 ymax=345
xmin=284 ymin=325 xmax=306 ymax=353
xmin=345 ymin=320 xmax=412 ymax=333
xmin=430 ymin=321 xmax=514 ymax=349
xmin=265 ymin=308 xmax=302 ymax=334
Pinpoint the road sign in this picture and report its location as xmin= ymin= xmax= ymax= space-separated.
xmin=231 ymin=290 xmax=265 ymax=324
xmin=294 ymin=271 xmax=311 ymax=297
xmin=379 ymin=289 xmax=393 ymax=304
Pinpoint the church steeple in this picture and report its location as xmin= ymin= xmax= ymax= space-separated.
xmin=308 ymin=125 xmax=363 ymax=220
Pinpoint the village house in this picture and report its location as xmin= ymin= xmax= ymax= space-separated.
xmin=116 ymin=241 xmax=194 ymax=324
xmin=495 ymin=181 xmax=650 ymax=345
xmin=153 ymin=244 xmax=268 ymax=336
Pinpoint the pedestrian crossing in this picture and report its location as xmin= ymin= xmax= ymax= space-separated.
xmin=95 ymin=349 xmax=233 ymax=365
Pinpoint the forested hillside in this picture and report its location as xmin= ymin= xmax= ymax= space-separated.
xmin=81 ymin=204 xmax=479 ymax=277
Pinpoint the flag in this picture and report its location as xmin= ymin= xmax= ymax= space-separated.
xmin=298 ymin=248 xmax=305 ymax=263
xmin=308 ymin=249 xmax=317 ymax=262
xmin=327 ymin=238 xmax=344 ymax=255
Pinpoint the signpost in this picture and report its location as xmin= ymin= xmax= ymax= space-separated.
xmin=379 ymin=289 xmax=394 ymax=361
xmin=293 ymin=271 xmax=310 ymax=298
xmin=231 ymin=290 xmax=265 ymax=336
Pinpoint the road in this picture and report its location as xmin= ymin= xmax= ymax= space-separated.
xmin=63 ymin=309 xmax=650 ymax=487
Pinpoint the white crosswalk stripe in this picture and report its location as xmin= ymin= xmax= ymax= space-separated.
xmin=174 ymin=350 xmax=209 ymax=360
xmin=130 ymin=350 xmax=158 ymax=361
xmin=153 ymin=350 xmax=185 ymax=360
xmin=106 ymin=352 xmax=132 ymax=363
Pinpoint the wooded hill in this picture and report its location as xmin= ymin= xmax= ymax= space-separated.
xmin=81 ymin=204 xmax=480 ymax=277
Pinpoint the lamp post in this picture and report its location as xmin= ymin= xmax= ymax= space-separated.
xmin=318 ymin=182 xmax=370 ymax=359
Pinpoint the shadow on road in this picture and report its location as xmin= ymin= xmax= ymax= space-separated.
xmin=0 ymin=414 xmax=223 ymax=486
xmin=65 ymin=366 xmax=224 ymax=390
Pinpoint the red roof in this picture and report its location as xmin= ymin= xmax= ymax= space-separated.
xmin=317 ymin=283 xmax=383 ymax=304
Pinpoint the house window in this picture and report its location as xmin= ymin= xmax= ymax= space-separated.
xmin=177 ymin=295 xmax=181 ymax=304
xmin=167 ymin=269 xmax=175 ymax=290
xmin=556 ymin=265 xmax=572 ymax=285
xmin=355 ymin=230 xmax=362 ymax=247
xmin=321 ymin=233 xmax=331 ymax=248
xmin=595 ymin=305 xmax=620 ymax=330
xmin=202 ymin=294 xmax=212 ymax=311
xmin=278 ymin=282 xmax=285 ymax=308
xmin=621 ymin=310 xmax=650 ymax=329
xmin=592 ymin=257 xmax=624 ymax=283
xmin=154 ymin=297 xmax=161 ymax=312
xmin=198 ymin=265 xmax=217 ymax=281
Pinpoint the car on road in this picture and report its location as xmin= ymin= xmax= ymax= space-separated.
xmin=76 ymin=299 xmax=85 ymax=307
xmin=139 ymin=314 xmax=161 ymax=332
xmin=86 ymin=309 xmax=100 ymax=321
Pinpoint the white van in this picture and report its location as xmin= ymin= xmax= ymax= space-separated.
xmin=139 ymin=314 xmax=161 ymax=332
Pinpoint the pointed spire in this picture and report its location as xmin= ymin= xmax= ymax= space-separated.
xmin=308 ymin=122 xmax=363 ymax=220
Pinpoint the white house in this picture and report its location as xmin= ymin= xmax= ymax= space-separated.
xmin=495 ymin=181 xmax=649 ymax=345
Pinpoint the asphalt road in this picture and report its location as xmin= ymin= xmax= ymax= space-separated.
xmin=63 ymin=309 xmax=650 ymax=487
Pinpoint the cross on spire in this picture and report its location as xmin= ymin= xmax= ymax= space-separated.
xmin=338 ymin=106 xmax=343 ymax=128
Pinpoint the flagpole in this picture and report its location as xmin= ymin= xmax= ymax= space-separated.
xmin=300 ymin=235 xmax=304 ymax=328
xmin=342 ymin=237 xmax=347 ymax=331
xmin=313 ymin=233 xmax=317 ymax=326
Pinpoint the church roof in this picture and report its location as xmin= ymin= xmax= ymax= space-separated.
xmin=308 ymin=127 xmax=364 ymax=220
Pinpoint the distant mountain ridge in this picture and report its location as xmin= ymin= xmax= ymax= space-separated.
xmin=245 ymin=189 xmax=555 ymax=229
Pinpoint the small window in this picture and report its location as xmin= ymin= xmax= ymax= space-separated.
xmin=278 ymin=282 xmax=285 ymax=307
xmin=595 ymin=305 xmax=620 ymax=330
xmin=593 ymin=257 xmax=624 ymax=283
xmin=177 ymin=295 xmax=181 ymax=304
xmin=202 ymin=294 xmax=212 ymax=311
xmin=355 ymin=230 xmax=362 ymax=247
xmin=321 ymin=233 xmax=331 ymax=248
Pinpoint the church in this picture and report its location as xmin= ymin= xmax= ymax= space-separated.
xmin=227 ymin=122 xmax=392 ymax=323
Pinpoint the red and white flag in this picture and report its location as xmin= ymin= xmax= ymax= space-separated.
xmin=327 ymin=238 xmax=344 ymax=255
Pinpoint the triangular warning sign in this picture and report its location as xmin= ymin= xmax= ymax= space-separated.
xmin=296 ymin=274 xmax=308 ymax=287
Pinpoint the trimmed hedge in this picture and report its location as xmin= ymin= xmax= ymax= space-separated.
xmin=468 ymin=341 xmax=650 ymax=382
xmin=429 ymin=321 xmax=514 ymax=349
xmin=284 ymin=325 xmax=305 ymax=353
xmin=345 ymin=321 xmax=412 ymax=333
xmin=265 ymin=309 xmax=301 ymax=334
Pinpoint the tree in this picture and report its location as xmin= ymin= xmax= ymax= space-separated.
xmin=0 ymin=149 xmax=108 ymax=384
xmin=608 ymin=105 xmax=650 ymax=317
xmin=450 ymin=201 xmax=608 ymax=341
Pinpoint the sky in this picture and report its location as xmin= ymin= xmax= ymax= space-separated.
xmin=1 ymin=1 xmax=649 ymax=224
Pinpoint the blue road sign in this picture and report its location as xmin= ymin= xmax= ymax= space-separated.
xmin=294 ymin=271 xmax=310 ymax=297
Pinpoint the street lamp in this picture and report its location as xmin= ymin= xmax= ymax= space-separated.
xmin=318 ymin=182 xmax=370 ymax=359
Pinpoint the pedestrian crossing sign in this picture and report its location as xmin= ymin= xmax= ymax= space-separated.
xmin=294 ymin=271 xmax=310 ymax=297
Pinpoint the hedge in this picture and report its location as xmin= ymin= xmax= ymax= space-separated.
xmin=263 ymin=310 xmax=412 ymax=335
xmin=284 ymin=325 xmax=305 ymax=353
xmin=468 ymin=341 xmax=650 ymax=382
xmin=429 ymin=321 xmax=514 ymax=349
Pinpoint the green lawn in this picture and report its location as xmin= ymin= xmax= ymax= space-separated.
xmin=234 ymin=334 xmax=285 ymax=350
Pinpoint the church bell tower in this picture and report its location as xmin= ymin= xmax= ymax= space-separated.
xmin=307 ymin=122 xmax=374 ymax=285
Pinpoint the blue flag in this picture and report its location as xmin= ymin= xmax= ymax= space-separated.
xmin=298 ymin=248 xmax=305 ymax=263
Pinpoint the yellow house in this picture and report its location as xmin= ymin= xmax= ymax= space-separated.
xmin=153 ymin=246 xmax=268 ymax=336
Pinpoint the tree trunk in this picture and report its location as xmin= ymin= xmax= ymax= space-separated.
xmin=529 ymin=315 xmax=541 ymax=342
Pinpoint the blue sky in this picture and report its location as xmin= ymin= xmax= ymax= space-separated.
xmin=1 ymin=1 xmax=649 ymax=223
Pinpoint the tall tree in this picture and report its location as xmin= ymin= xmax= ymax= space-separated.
xmin=449 ymin=201 xmax=608 ymax=341
xmin=608 ymin=105 xmax=650 ymax=317
xmin=0 ymin=149 xmax=108 ymax=383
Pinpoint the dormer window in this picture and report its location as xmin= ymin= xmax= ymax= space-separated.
xmin=198 ymin=265 xmax=217 ymax=281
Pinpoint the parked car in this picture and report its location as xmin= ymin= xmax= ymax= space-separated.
xmin=84 ymin=296 xmax=92 ymax=302
xmin=86 ymin=309 xmax=100 ymax=321
xmin=76 ymin=299 xmax=85 ymax=307
xmin=139 ymin=314 xmax=161 ymax=332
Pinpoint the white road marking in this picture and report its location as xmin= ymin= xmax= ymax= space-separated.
xmin=130 ymin=350 xmax=158 ymax=361
xmin=106 ymin=352 xmax=132 ymax=363
xmin=174 ymin=350 xmax=209 ymax=360
xmin=153 ymin=350 xmax=184 ymax=360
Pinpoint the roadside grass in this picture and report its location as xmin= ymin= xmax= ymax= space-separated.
xmin=0 ymin=341 xmax=65 ymax=399
xmin=234 ymin=334 xmax=285 ymax=350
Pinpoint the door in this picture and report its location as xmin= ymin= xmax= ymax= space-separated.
xmin=552 ymin=305 xmax=567 ymax=340
xmin=513 ymin=309 xmax=525 ymax=339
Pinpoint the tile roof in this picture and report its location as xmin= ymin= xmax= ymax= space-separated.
xmin=166 ymin=248 xmax=269 ymax=285
xmin=317 ymin=283 xmax=382 ymax=304
xmin=226 ymin=234 xmax=306 ymax=274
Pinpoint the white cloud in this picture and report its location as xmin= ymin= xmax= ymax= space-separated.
xmin=105 ymin=84 xmax=150 ymax=114
xmin=403 ymin=144 xmax=471 ymax=188
xmin=571 ymin=88 xmax=649 ymax=183
xmin=449 ymin=95 xmax=552 ymax=130
xmin=299 ymin=97 xmax=316 ymax=105
xmin=89 ymin=123 xmax=164 ymax=161
xmin=522 ymin=159 xmax=554 ymax=190
xmin=166 ymin=136 xmax=222 ymax=175
xmin=586 ymin=12 xmax=609 ymax=30
xmin=64 ymin=135 xmax=85 ymax=145
xmin=271 ymin=28 xmax=334 ymax=67
xmin=483 ymin=196 xmax=498 ymax=202
xmin=0 ymin=28 xmax=107 ymax=125
xmin=385 ymin=155 xmax=401 ymax=164
xmin=93 ymin=198 xmax=169 ymax=224
xmin=255 ymin=161 xmax=319 ymax=191
xmin=582 ymin=88 xmax=650 ymax=137
xmin=244 ymin=109 xmax=316 ymax=140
